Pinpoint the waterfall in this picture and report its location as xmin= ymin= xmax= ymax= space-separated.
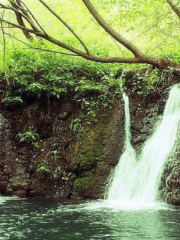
xmin=107 ymin=84 xmax=180 ymax=204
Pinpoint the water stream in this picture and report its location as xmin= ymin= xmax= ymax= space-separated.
xmin=107 ymin=84 xmax=180 ymax=206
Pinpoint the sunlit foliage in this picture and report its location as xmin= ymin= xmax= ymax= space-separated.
xmin=0 ymin=0 xmax=180 ymax=67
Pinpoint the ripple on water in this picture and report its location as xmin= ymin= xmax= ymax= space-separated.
xmin=0 ymin=196 xmax=20 ymax=205
xmin=0 ymin=198 xmax=180 ymax=240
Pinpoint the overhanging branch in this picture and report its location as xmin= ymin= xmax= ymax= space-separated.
xmin=19 ymin=0 xmax=47 ymax=35
xmin=0 ymin=0 xmax=180 ymax=71
xmin=4 ymin=32 xmax=79 ymax=56
xmin=82 ymin=0 xmax=144 ymax=58
xmin=167 ymin=0 xmax=180 ymax=18
xmin=0 ymin=17 xmax=147 ymax=64
xmin=8 ymin=1 xmax=33 ymax=39
xmin=39 ymin=0 xmax=89 ymax=54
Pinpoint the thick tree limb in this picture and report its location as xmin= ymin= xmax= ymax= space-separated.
xmin=1 ymin=17 xmax=180 ymax=69
xmin=0 ymin=18 xmax=87 ymax=55
xmin=0 ymin=18 xmax=143 ymax=64
xmin=0 ymin=2 xmax=38 ymax=32
xmin=82 ymin=0 xmax=145 ymax=58
xmin=167 ymin=0 xmax=180 ymax=18
xmin=0 ymin=0 xmax=180 ymax=72
xmin=19 ymin=0 xmax=47 ymax=35
xmin=8 ymin=1 xmax=33 ymax=39
xmin=10 ymin=0 xmax=40 ymax=33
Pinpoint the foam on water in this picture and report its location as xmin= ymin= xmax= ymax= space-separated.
xmin=0 ymin=197 xmax=18 ymax=205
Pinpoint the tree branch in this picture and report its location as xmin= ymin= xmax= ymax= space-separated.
xmin=9 ymin=0 xmax=40 ymax=33
xmin=1 ymin=17 xmax=180 ymax=68
xmin=1 ymin=11 xmax=6 ymax=69
xmin=167 ymin=0 xmax=180 ymax=18
xmin=5 ymin=32 xmax=79 ymax=56
xmin=0 ymin=18 xmax=87 ymax=55
xmin=0 ymin=0 xmax=180 ymax=72
xmin=82 ymin=0 xmax=144 ymax=58
xmin=1 ymin=11 xmax=10 ymax=85
xmin=19 ymin=0 xmax=47 ymax=35
xmin=39 ymin=0 xmax=90 ymax=54
xmin=6 ymin=1 xmax=33 ymax=40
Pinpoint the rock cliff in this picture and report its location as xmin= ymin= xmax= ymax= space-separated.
xmin=0 ymin=72 xmax=180 ymax=204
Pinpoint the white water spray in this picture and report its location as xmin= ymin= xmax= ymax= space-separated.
xmin=107 ymin=84 xmax=180 ymax=204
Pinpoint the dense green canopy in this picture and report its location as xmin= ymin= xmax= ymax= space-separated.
xmin=0 ymin=0 xmax=180 ymax=73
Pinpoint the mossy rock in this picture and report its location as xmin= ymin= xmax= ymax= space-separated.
xmin=69 ymin=114 xmax=111 ymax=172
xmin=72 ymin=175 xmax=94 ymax=197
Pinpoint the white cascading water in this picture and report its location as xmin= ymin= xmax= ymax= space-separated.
xmin=107 ymin=84 xmax=180 ymax=204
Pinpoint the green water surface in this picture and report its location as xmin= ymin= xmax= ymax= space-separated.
xmin=0 ymin=198 xmax=179 ymax=240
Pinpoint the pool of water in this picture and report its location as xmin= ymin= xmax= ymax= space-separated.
xmin=0 ymin=197 xmax=180 ymax=240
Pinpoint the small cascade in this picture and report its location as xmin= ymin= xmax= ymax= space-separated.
xmin=107 ymin=93 xmax=136 ymax=200
xmin=107 ymin=84 xmax=180 ymax=204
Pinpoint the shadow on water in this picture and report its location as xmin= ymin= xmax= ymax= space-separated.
xmin=0 ymin=198 xmax=180 ymax=240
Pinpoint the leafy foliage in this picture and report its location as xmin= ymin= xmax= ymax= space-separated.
xmin=0 ymin=45 xmax=169 ymax=110
xmin=36 ymin=165 xmax=50 ymax=173
xmin=1 ymin=0 xmax=180 ymax=68
xmin=2 ymin=48 xmax=124 ymax=100
xmin=16 ymin=129 xmax=40 ymax=149
xmin=2 ymin=96 xmax=23 ymax=104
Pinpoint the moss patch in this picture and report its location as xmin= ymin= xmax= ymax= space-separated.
xmin=73 ymin=176 xmax=94 ymax=196
xmin=69 ymin=111 xmax=112 ymax=173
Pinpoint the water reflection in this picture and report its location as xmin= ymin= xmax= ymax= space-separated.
xmin=0 ymin=197 xmax=180 ymax=240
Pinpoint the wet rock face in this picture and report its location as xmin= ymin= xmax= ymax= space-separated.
xmin=0 ymin=98 xmax=124 ymax=199
xmin=70 ymin=105 xmax=124 ymax=199
xmin=159 ymin=124 xmax=180 ymax=205
xmin=129 ymin=91 xmax=165 ymax=153
xmin=0 ymin=114 xmax=31 ymax=197
xmin=0 ymin=84 xmax=178 ymax=203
